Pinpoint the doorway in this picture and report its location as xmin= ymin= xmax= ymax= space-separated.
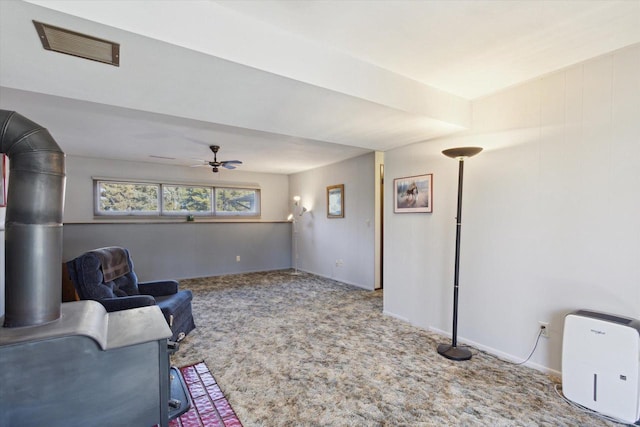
xmin=375 ymin=153 xmax=384 ymax=290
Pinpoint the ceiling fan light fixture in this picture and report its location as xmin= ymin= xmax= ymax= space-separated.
xmin=33 ymin=20 xmax=120 ymax=66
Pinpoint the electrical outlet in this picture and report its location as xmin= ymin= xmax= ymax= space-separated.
xmin=538 ymin=321 xmax=549 ymax=338
xmin=236 ymin=255 xmax=241 ymax=262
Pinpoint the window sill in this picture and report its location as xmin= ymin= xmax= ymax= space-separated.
xmin=64 ymin=218 xmax=289 ymax=225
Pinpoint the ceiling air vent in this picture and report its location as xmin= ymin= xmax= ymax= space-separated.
xmin=33 ymin=20 xmax=120 ymax=66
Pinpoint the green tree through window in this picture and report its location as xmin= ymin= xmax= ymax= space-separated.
xmin=163 ymin=186 xmax=212 ymax=214
xmin=98 ymin=182 xmax=159 ymax=213
xmin=216 ymin=188 xmax=257 ymax=213
xmin=95 ymin=180 xmax=260 ymax=217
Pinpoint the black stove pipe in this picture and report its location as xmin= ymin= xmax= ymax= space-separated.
xmin=0 ymin=110 xmax=65 ymax=327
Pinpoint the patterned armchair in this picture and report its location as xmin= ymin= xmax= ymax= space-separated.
xmin=65 ymin=247 xmax=195 ymax=342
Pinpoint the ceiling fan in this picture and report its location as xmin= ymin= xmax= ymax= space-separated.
xmin=192 ymin=145 xmax=242 ymax=173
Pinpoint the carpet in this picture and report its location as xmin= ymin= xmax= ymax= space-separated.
xmin=171 ymin=270 xmax=618 ymax=426
xmin=170 ymin=362 xmax=242 ymax=427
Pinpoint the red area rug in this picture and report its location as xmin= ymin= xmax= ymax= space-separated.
xmin=171 ymin=361 xmax=243 ymax=427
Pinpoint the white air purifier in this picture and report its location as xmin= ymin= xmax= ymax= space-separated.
xmin=562 ymin=310 xmax=640 ymax=424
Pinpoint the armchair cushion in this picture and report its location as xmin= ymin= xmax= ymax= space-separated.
xmin=99 ymin=295 xmax=156 ymax=312
xmin=138 ymin=280 xmax=178 ymax=297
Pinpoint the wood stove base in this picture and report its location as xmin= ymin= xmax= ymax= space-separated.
xmin=0 ymin=301 xmax=174 ymax=427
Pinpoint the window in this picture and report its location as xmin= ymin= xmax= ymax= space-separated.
xmin=215 ymin=187 xmax=260 ymax=216
xmin=96 ymin=181 xmax=159 ymax=215
xmin=163 ymin=185 xmax=212 ymax=215
xmin=94 ymin=179 xmax=260 ymax=218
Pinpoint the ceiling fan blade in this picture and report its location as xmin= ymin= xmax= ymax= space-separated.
xmin=189 ymin=160 xmax=210 ymax=167
xmin=221 ymin=160 xmax=242 ymax=165
xmin=222 ymin=164 xmax=236 ymax=170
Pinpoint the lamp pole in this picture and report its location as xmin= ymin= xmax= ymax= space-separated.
xmin=292 ymin=215 xmax=300 ymax=275
xmin=437 ymin=147 xmax=482 ymax=361
xmin=290 ymin=196 xmax=306 ymax=275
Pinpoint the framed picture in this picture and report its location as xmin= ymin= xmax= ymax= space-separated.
xmin=394 ymin=173 xmax=432 ymax=213
xmin=327 ymin=184 xmax=344 ymax=218
xmin=0 ymin=155 xmax=5 ymax=207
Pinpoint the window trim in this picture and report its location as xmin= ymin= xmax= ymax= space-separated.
xmin=93 ymin=178 xmax=261 ymax=219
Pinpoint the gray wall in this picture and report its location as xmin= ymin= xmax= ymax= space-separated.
xmin=59 ymin=155 xmax=293 ymax=282
xmin=0 ymin=155 xmax=292 ymax=314
xmin=63 ymin=222 xmax=291 ymax=281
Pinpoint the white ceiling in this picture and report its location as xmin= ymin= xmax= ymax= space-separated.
xmin=0 ymin=0 xmax=638 ymax=174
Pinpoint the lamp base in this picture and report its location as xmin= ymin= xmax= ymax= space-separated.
xmin=437 ymin=343 xmax=472 ymax=361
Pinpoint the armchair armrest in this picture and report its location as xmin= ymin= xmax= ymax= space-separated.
xmin=98 ymin=295 xmax=156 ymax=312
xmin=138 ymin=280 xmax=179 ymax=297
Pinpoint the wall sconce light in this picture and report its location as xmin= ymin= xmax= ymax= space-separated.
xmin=291 ymin=195 xmax=308 ymax=216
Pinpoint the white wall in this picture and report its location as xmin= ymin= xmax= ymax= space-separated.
xmin=384 ymin=43 xmax=640 ymax=373
xmin=64 ymin=156 xmax=289 ymax=222
xmin=289 ymin=153 xmax=377 ymax=289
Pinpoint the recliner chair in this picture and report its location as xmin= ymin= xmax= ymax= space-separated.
xmin=65 ymin=247 xmax=195 ymax=342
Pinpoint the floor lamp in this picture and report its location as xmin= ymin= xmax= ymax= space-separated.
xmin=437 ymin=146 xmax=483 ymax=361
xmin=288 ymin=196 xmax=307 ymax=275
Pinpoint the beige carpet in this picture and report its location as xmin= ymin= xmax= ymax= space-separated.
xmin=171 ymin=270 xmax=618 ymax=426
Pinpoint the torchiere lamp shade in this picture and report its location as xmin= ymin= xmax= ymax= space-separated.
xmin=442 ymin=147 xmax=483 ymax=160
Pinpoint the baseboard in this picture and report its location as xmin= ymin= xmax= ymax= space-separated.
xmin=298 ymin=268 xmax=373 ymax=291
xmin=428 ymin=326 xmax=561 ymax=378
xmin=382 ymin=310 xmax=410 ymax=323
xmin=178 ymin=267 xmax=294 ymax=281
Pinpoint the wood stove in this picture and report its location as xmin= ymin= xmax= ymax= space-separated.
xmin=0 ymin=110 xmax=188 ymax=426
